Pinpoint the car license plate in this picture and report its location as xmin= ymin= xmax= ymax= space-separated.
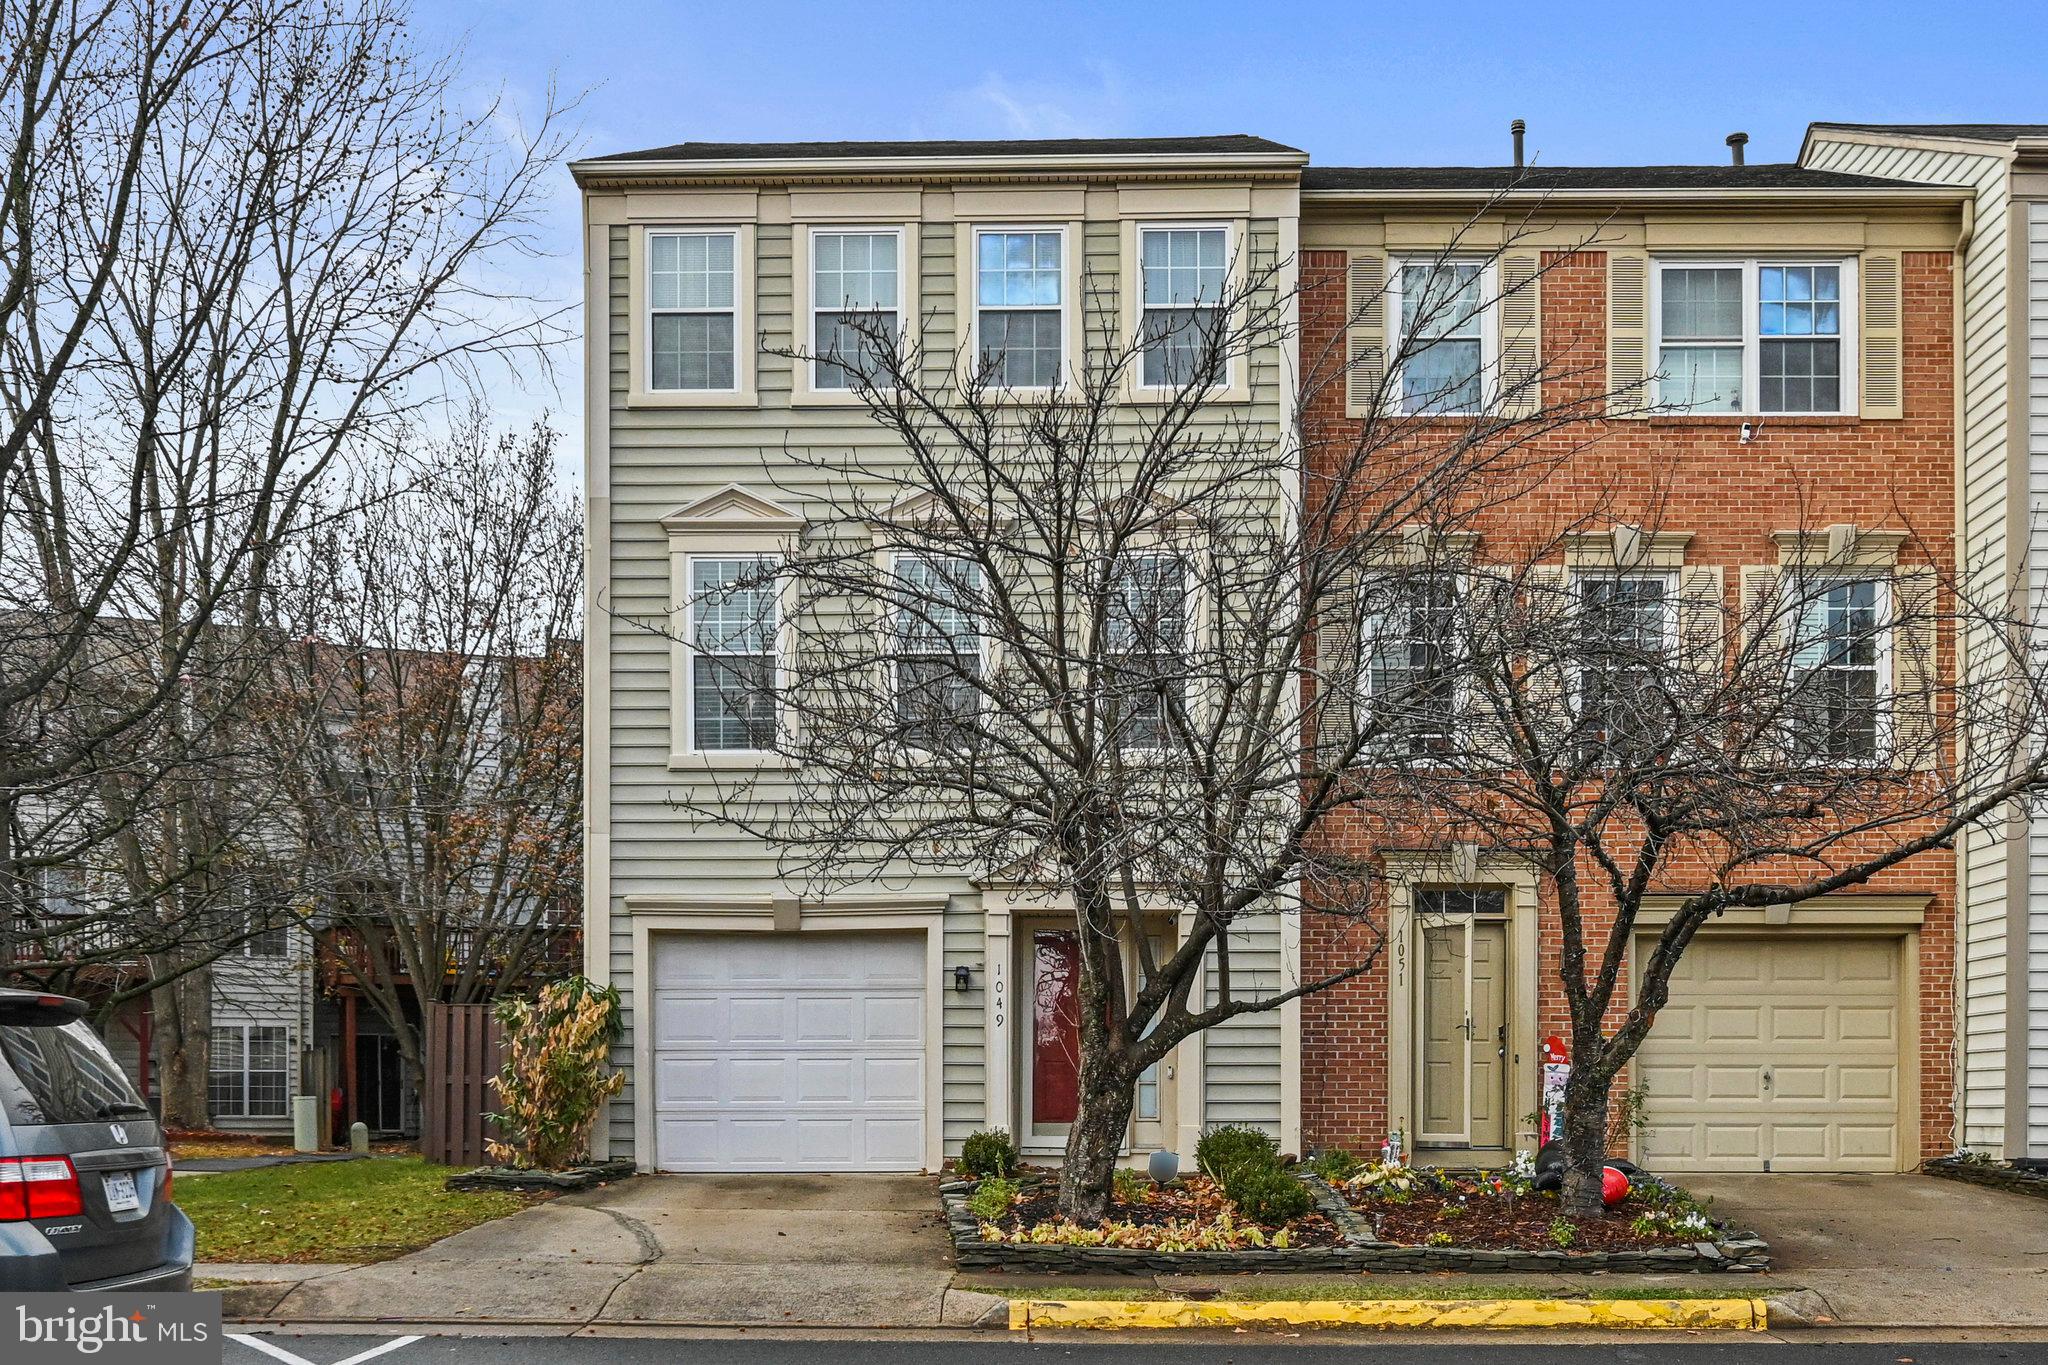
xmin=103 ymin=1170 xmax=139 ymax=1212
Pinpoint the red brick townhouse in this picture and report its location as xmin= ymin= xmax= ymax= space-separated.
xmin=1294 ymin=156 xmax=1970 ymax=1174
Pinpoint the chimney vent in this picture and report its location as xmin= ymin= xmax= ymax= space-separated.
xmin=1726 ymin=131 xmax=1749 ymax=166
xmin=1511 ymin=118 xmax=1526 ymax=170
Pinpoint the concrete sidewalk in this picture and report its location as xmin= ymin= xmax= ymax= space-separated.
xmin=227 ymin=1173 xmax=1001 ymax=1329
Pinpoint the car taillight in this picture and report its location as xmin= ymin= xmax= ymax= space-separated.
xmin=162 ymin=1156 xmax=174 ymax=1204
xmin=0 ymin=1156 xmax=83 ymax=1220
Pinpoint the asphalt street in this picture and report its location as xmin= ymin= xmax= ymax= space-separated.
xmin=223 ymin=1333 xmax=2048 ymax=1365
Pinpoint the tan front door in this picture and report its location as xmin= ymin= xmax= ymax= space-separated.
xmin=1420 ymin=918 xmax=1508 ymax=1150
xmin=1637 ymin=934 xmax=1903 ymax=1172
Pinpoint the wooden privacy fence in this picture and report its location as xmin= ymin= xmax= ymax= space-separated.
xmin=422 ymin=1003 xmax=506 ymax=1167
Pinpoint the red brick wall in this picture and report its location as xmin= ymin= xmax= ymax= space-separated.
xmin=1296 ymin=246 xmax=1958 ymax=1163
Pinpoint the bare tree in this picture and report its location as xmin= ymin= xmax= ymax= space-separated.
xmin=267 ymin=413 xmax=583 ymax=1110
xmin=0 ymin=0 xmax=574 ymax=1123
xmin=644 ymin=218 xmax=1618 ymax=1219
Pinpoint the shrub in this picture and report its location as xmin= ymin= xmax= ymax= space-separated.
xmin=959 ymin=1128 xmax=1017 ymax=1179
xmin=1112 ymin=1165 xmax=1149 ymax=1205
xmin=1425 ymin=1231 xmax=1454 ymax=1247
xmin=1548 ymin=1216 xmax=1578 ymax=1249
xmin=486 ymin=977 xmax=626 ymax=1170
xmin=1301 ymin=1147 xmax=1364 ymax=1182
xmin=1228 ymin=1166 xmax=1314 ymax=1224
xmin=1196 ymin=1124 xmax=1280 ymax=1184
xmin=968 ymin=1175 xmax=1020 ymax=1222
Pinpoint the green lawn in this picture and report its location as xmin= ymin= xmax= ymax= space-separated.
xmin=176 ymin=1157 xmax=536 ymax=1264
xmin=960 ymin=1281 xmax=1768 ymax=1303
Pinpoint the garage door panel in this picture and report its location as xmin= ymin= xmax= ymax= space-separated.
xmin=652 ymin=932 xmax=927 ymax=1172
xmin=1639 ymin=934 xmax=1903 ymax=1173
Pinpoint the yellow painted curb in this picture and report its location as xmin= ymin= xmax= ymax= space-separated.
xmin=1008 ymin=1297 xmax=1769 ymax=1332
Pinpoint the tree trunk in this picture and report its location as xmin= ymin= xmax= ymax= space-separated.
xmin=1557 ymin=1062 xmax=1611 ymax=1217
xmin=152 ymin=965 xmax=213 ymax=1129
xmin=1057 ymin=1070 xmax=1136 ymax=1223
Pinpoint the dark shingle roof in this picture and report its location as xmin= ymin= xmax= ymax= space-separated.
xmin=1302 ymin=163 xmax=1924 ymax=193
xmin=1810 ymin=122 xmax=2048 ymax=143
xmin=589 ymin=134 xmax=1302 ymax=163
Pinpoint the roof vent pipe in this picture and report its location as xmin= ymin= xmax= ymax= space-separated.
xmin=1511 ymin=119 xmax=1526 ymax=169
xmin=1726 ymin=131 xmax=1749 ymax=166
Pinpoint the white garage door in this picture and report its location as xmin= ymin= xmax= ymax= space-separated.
xmin=1637 ymin=935 xmax=1903 ymax=1173
xmin=651 ymin=932 xmax=926 ymax=1171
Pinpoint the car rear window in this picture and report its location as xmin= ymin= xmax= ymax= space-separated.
xmin=0 ymin=1021 xmax=148 ymax=1126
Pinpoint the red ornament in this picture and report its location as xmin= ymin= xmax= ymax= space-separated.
xmin=1601 ymin=1166 xmax=1631 ymax=1207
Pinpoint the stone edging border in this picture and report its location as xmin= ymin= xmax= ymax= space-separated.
xmin=1922 ymin=1155 xmax=2048 ymax=1200
xmin=940 ymin=1174 xmax=1770 ymax=1275
xmin=445 ymin=1159 xmax=636 ymax=1192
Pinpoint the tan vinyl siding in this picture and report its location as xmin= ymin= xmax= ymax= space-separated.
xmin=599 ymin=200 xmax=1295 ymax=1157
xmin=2027 ymin=199 xmax=2048 ymax=1155
xmin=1203 ymin=916 xmax=1284 ymax=1131
xmin=1805 ymin=134 xmax=2017 ymax=1149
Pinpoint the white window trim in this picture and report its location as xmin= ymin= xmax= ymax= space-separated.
xmin=681 ymin=552 xmax=784 ymax=762
xmin=966 ymin=223 xmax=1075 ymax=393
xmin=1105 ymin=550 xmax=1194 ymax=754
xmin=793 ymin=223 xmax=920 ymax=406
xmin=1649 ymin=257 xmax=1859 ymax=417
xmin=209 ymin=1023 xmax=292 ymax=1120
xmin=1781 ymin=573 xmax=1894 ymax=763
xmin=1564 ymin=568 xmax=1680 ymax=743
xmin=1357 ymin=569 xmax=1469 ymax=757
xmin=1386 ymin=256 xmax=1500 ymax=418
xmin=1126 ymin=220 xmax=1249 ymax=403
xmin=629 ymin=224 xmax=757 ymax=409
xmin=885 ymin=550 xmax=989 ymax=746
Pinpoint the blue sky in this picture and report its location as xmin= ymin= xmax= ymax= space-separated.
xmin=409 ymin=0 xmax=2048 ymax=478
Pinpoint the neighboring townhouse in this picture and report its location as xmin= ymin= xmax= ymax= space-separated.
xmin=571 ymin=135 xmax=1309 ymax=1172
xmin=1800 ymin=123 xmax=2048 ymax=1165
xmin=1296 ymin=157 xmax=1969 ymax=1174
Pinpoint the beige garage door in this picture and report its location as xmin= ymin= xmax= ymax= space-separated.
xmin=1637 ymin=935 xmax=1903 ymax=1172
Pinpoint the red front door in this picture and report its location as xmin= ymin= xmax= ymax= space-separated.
xmin=1030 ymin=930 xmax=1082 ymax=1126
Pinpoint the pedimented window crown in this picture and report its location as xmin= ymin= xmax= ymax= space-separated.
xmin=660 ymin=484 xmax=804 ymax=539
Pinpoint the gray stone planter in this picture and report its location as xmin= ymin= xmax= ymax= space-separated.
xmin=446 ymin=1159 xmax=635 ymax=1192
xmin=940 ymin=1173 xmax=1770 ymax=1275
xmin=1923 ymin=1154 xmax=2048 ymax=1200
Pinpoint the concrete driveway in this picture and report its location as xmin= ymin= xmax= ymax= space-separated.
xmin=246 ymin=1173 xmax=991 ymax=1329
xmin=1685 ymin=1173 xmax=2048 ymax=1328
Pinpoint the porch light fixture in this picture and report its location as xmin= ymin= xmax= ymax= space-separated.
xmin=954 ymin=964 xmax=972 ymax=993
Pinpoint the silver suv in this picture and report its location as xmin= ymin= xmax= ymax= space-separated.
xmin=0 ymin=988 xmax=192 ymax=1290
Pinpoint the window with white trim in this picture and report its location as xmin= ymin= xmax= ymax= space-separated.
xmin=1786 ymin=577 xmax=1886 ymax=761
xmin=209 ymin=1024 xmax=290 ymax=1119
xmin=1105 ymin=554 xmax=1188 ymax=751
xmin=687 ymin=556 xmax=777 ymax=752
xmin=1654 ymin=259 xmax=1853 ymax=414
xmin=1360 ymin=572 xmax=1460 ymax=753
xmin=891 ymin=554 xmax=982 ymax=744
xmin=1138 ymin=225 xmax=1229 ymax=388
xmin=649 ymin=231 xmax=738 ymax=391
xmin=975 ymin=229 xmax=1064 ymax=387
xmin=1390 ymin=259 xmax=1491 ymax=415
xmin=812 ymin=229 xmax=900 ymax=390
xmin=1575 ymin=573 xmax=1674 ymax=757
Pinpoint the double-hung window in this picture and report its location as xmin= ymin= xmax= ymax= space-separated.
xmin=1391 ymin=259 xmax=1489 ymax=415
xmin=812 ymin=229 xmax=900 ymax=389
xmin=209 ymin=1024 xmax=290 ymax=1119
xmin=1576 ymin=574 xmax=1673 ymax=757
xmin=975 ymin=229 xmax=1064 ymax=388
xmin=688 ymin=556 xmax=777 ymax=752
xmin=649 ymin=231 xmax=738 ymax=392
xmin=1105 ymin=555 xmax=1188 ymax=752
xmin=892 ymin=554 xmax=982 ymax=744
xmin=1786 ymin=578 xmax=1885 ymax=761
xmin=1361 ymin=572 xmax=1460 ymax=754
xmin=1138 ymin=225 xmax=1229 ymax=388
xmin=1655 ymin=260 xmax=1852 ymax=414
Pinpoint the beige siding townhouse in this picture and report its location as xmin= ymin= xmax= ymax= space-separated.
xmin=571 ymin=136 xmax=1307 ymax=1172
xmin=1802 ymin=123 xmax=2048 ymax=1162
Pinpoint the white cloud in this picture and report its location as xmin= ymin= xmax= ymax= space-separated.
xmin=952 ymin=63 xmax=1131 ymax=139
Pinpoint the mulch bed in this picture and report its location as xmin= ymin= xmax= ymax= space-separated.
xmin=1346 ymin=1186 xmax=1703 ymax=1251
xmin=991 ymin=1173 xmax=1346 ymax=1247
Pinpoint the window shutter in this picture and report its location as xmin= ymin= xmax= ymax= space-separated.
xmin=1315 ymin=567 xmax=1361 ymax=760
xmin=1346 ymin=252 xmax=1387 ymax=418
xmin=1674 ymin=564 xmax=1727 ymax=691
xmin=1607 ymin=252 xmax=1651 ymax=418
xmin=1737 ymin=564 xmax=1789 ymax=763
xmin=1859 ymin=251 xmax=1904 ymax=420
xmin=1499 ymin=252 xmax=1541 ymax=418
xmin=1521 ymin=564 xmax=1572 ymax=746
xmin=1890 ymin=568 xmax=1938 ymax=766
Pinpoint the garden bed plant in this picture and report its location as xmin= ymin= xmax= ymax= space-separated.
xmin=1338 ymin=1152 xmax=1722 ymax=1252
